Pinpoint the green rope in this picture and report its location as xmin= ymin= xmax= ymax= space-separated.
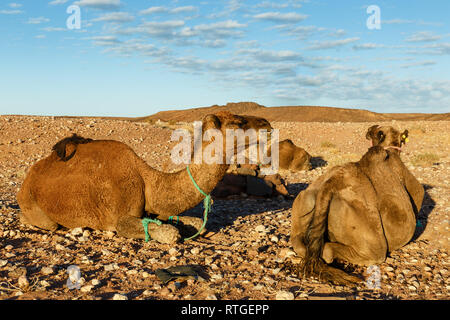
xmin=182 ymin=165 xmax=212 ymax=241
xmin=142 ymin=218 xmax=162 ymax=243
xmin=168 ymin=215 xmax=180 ymax=225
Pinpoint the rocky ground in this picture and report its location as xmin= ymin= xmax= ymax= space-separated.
xmin=0 ymin=115 xmax=448 ymax=300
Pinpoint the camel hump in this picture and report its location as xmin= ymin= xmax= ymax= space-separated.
xmin=52 ymin=133 xmax=93 ymax=161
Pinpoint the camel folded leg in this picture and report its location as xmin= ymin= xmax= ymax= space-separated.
xmin=19 ymin=206 xmax=58 ymax=232
xmin=116 ymin=216 xmax=181 ymax=244
xmin=166 ymin=216 xmax=206 ymax=238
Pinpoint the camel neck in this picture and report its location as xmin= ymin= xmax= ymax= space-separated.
xmin=140 ymin=160 xmax=228 ymax=219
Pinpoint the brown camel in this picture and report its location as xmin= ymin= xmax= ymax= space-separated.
xmin=17 ymin=112 xmax=266 ymax=244
xmin=366 ymin=125 xmax=409 ymax=152
xmin=275 ymin=139 xmax=311 ymax=172
xmin=290 ymin=145 xmax=424 ymax=285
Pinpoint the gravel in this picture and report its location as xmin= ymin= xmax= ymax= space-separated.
xmin=0 ymin=115 xmax=448 ymax=300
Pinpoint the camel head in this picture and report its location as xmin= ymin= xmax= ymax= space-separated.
xmin=198 ymin=112 xmax=274 ymax=165
xmin=366 ymin=125 xmax=409 ymax=153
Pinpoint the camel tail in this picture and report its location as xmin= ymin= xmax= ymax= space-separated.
xmin=301 ymin=179 xmax=361 ymax=286
xmin=52 ymin=134 xmax=93 ymax=161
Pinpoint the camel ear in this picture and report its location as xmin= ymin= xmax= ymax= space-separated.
xmin=202 ymin=114 xmax=221 ymax=131
xmin=366 ymin=125 xmax=379 ymax=140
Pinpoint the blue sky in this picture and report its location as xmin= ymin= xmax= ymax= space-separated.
xmin=1 ymin=0 xmax=449 ymax=117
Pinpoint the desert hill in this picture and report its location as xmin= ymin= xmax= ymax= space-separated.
xmin=139 ymin=102 xmax=450 ymax=123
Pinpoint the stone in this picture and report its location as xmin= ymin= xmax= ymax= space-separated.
xmin=276 ymin=290 xmax=294 ymax=300
xmin=255 ymin=225 xmax=267 ymax=233
xmin=0 ymin=260 xmax=8 ymax=267
xmin=71 ymin=227 xmax=83 ymax=236
xmin=18 ymin=275 xmax=29 ymax=289
xmin=91 ymin=279 xmax=101 ymax=286
xmin=41 ymin=266 xmax=54 ymax=275
xmin=112 ymin=293 xmax=128 ymax=300
xmin=81 ymin=285 xmax=94 ymax=293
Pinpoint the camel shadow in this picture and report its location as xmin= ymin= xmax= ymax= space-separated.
xmin=310 ymin=156 xmax=328 ymax=169
xmin=411 ymin=184 xmax=436 ymax=242
xmin=180 ymin=182 xmax=309 ymax=233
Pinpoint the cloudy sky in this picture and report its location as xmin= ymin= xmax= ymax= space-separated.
xmin=1 ymin=0 xmax=449 ymax=116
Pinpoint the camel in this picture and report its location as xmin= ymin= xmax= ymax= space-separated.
xmin=290 ymin=143 xmax=424 ymax=285
xmin=275 ymin=139 xmax=311 ymax=172
xmin=17 ymin=112 xmax=268 ymax=244
xmin=366 ymin=125 xmax=409 ymax=152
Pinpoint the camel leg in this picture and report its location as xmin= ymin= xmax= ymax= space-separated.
xmin=116 ymin=216 xmax=181 ymax=244
xmin=167 ymin=216 xmax=206 ymax=238
xmin=322 ymin=242 xmax=386 ymax=266
xmin=19 ymin=206 xmax=58 ymax=231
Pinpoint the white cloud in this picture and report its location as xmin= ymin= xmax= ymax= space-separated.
xmin=383 ymin=19 xmax=414 ymax=25
xmin=27 ymin=17 xmax=50 ymax=24
xmin=399 ymin=60 xmax=437 ymax=68
xmin=352 ymin=43 xmax=385 ymax=50
xmin=139 ymin=6 xmax=197 ymax=15
xmin=255 ymin=1 xmax=289 ymax=9
xmin=273 ymin=24 xmax=324 ymax=40
xmin=253 ymin=11 xmax=308 ymax=23
xmin=307 ymin=37 xmax=360 ymax=50
xmin=73 ymin=0 xmax=121 ymax=10
xmin=118 ymin=20 xmax=185 ymax=38
xmin=240 ymin=48 xmax=303 ymax=62
xmin=0 ymin=9 xmax=23 ymax=14
xmin=8 ymin=3 xmax=22 ymax=8
xmin=49 ymin=0 xmax=67 ymax=5
xmin=405 ymin=31 xmax=442 ymax=43
xmin=35 ymin=34 xmax=46 ymax=39
xmin=41 ymin=26 xmax=66 ymax=32
xmin=180 ymin=20 xmax=247 ymax=39
xmin=171 ymin=6 xmax=197 ymax=14
xmin=92 ymin=12 xmax=134 ymax=23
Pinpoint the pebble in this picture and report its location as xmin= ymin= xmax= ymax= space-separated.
xmin=41 ymin=266 xmax=54 ymax=275
xmin=91 ymin=279 xmax=101 ymax=286
xmin=18 ymin=275 xmax=29 ymax=289
xmin=255 ymin=225 xmax=267 ymax=233
xmin=104 ymin=263 xmax=119 ymax=271
xmin=276 ymin=290 xmax=295 ymax=300
xmin=0 ymin=260 xmax=8 ymax=267
xmin=112 ymin=293 xmax=128 ymax=300
xmin=71 ymin=227 xmax=83 ymax=236
xmin=81 ymin=285 xmax=94 ymax=293
xmin=205 ymin=293 xmax=218 ymax=300
xmin=168 ymin=248 xmax=178 ymax=256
